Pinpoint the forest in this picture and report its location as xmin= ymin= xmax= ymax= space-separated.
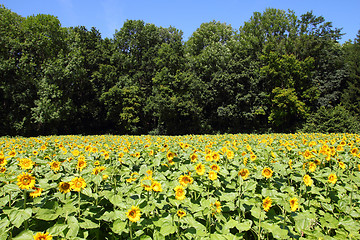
xmin=1 ymin=5 xmax=360 ymax=136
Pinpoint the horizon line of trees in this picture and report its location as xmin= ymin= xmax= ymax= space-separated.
xmin=1 ymin=5 xmax=360 ymax=136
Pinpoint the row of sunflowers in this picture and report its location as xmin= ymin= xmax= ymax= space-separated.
xmin=0 ymin=133 xmax=360 ymax=239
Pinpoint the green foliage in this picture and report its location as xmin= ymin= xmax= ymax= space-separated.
xmin=100 ymin=77 xmax=142 ymax=134
xmin=0 ymin=5 xmax=358 ymax=135
xmin=341 ymin=31 xmax=360 ymax=116
xmin=269 ymin=88 xmax=307 ymax=131
xmin=301 ymin=105 xmax=360 ymax=133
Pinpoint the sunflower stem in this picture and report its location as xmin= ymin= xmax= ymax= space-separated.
xmin=282 ymin=206 xmax=286 ymax=229
xmin=95 ymin=183 xmax=99 ymax=206
xmin=258 ymin=202 xmax=261 ymax=240
xmin=23 ymin=190 xmax=28 ymax=230
xmin=78 ymin=191 xmax=81 ymax=218
xmin=206 ymin=211 xmax=211 ymax=234
xmin=238 ymin=175 xmax=243 ymax=220
xmin=176 ymin=213 xmax=180 ymax=239
xmin=129 ymin=220 xmax=133 ymax=240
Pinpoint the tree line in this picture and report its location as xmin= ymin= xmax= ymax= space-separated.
xmin=1 ymin=5 xmax=360 ymax=136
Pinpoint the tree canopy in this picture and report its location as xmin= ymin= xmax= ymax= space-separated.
xmin=1 ymin=5 xmax=359 ymax=136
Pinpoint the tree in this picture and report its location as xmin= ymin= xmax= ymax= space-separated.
xmin=186 ymin=20 xmax=243 ymax=133
xmin=238 ymin=8 xmax=346 ymax=132
xmin=268 ymin=87 xmax=307 ymax=131
xmin=0 ymin=6 xmax=66 ymax=135
xmin=302 ymin=105 xmax=360 ymax=133
xmin=341 ymin=30 xmax=360 ymax=117
xmin=32 ymin=26 xmax=109 ymax=134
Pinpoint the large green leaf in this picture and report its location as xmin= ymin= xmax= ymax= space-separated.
xmin=261 ymin=222 xmax=288 ymax=239
xmin=3 ymin=208 xmax=32 ymax=228
xmin=35 ymin=208 xmax=59 ymax=221
xmin=293 ymin=211 xmax=316 ymax=233
xmin=338 ymin=216 xmax=360 ymax=234
xmin=112 ymin=219 xmax=128 ymax=234
xmin=48 ymin=223 xmax=68 ymax=236
xmin=79 ymin=218 xmax=99 ymax=229
xmin=12 ymin=230 xmax=33 ymax=240
xmin=235 ymin=220 xmax=252 ymax=232
xmin=159 ymin=222 xmax=177 ymax=236
xmin=66 ymin=216 xmax=79 ymax=238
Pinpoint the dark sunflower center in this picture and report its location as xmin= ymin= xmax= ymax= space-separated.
xmin=23 ymin=177 xmax=30 ymax=184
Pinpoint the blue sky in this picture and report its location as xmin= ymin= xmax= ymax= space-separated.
xmin=2 ymin=0 xmax=359 ymax=43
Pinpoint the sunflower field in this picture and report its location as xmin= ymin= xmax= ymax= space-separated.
xmin=0 ymin=133 xmax=360 ymax=240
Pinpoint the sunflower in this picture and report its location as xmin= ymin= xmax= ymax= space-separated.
xmin=263 ymin=197 xmax=272 ymax=212
xmin=127 ymin=172 xmax=138 ymax=183
xmin=190 ymin=153 xmax=198 ymax=163
xmin=33 ymin=232 xmax=52 ymax=240
xmin=92 ymin=166 xmax=106 ymax=175
xmin=179 ymin=174 xmax=193 ymax=187
xmin=0 ymin=167 xmax=6 ymax=173
xmin=174 ymin=185 xmax=186 ymax=200
xmin=19 ymin=158 xmax=34 ymax=170
xmin=151 ymin=181 xmax=162 ymax=192
xmin=250 ymin=154 xmax=257 ymax=161
xmin=49 ymin=161 xmax=61 ymax=172
xmin=328 ymin=173 xmax=337 ymax=184
xmin=76 ymin=156 xmax=87 ymax=171
xmin=205 ymin=154 xmax=213 ymax=162
xmin=314 ymin=159 xmax=321 ymax=165
xmin=336 ymin=145 xmax=344 ymax=152
xmin=303 ymin=150 xmax=314 ymax=160
xmin=126 ymin=206 xmax=141 ymax=222
xmin=338 ymin=161 xmax=346 ymax=169
xmin=208 ymin=171 xmax=217 ymax=181
xmin=210 ymin=163 xmax=220 ymax=172
xmin=351 ymin=147 xmax=359 ymax=156
xmin=308 ymin=162 xmax=316 ymax=172
xmin=289 ymin=198 xmax=299 ymax=212
xmin=149 ymin=150 xmax=154 ymax=156
xmin=211 ymin=200 xmax=222 ymax=213
xmin=221 ymin=146 xmax=228 ymax=154
xmin=141 ymin=176 xmax=153 ymax=191
xmin=85 ymin=145 xmax=92 ymax=152
xmin=0 ymin=154 xmax=7 ymax=166
xmin=94 ymin=160 xmax=100 ymax=166
xmin=195 ymin=163 xmax=205 ymax=175
xmin=70 ymin=177 xmax=86 ymax=192
xmin=211 ymin=152 xmax=220 ymax=162
xmin=246 ymin=144 xmax=252 ymax=152
xmin=167 ymin=151 xmax=175 ymax=161
xmin=288 ymin=159 xmax=293 ymax=169
xmin=262 ymin=167 xmax=273 ymax=179
xmin=17 ymin=172 xmax=36 ymax=190
xmin=72 ymin=149 xmax=80 ymax=157
xmin=177 ymin=209 xmax=186 ymax=218
xmin=59 ymin=182 xmax=71 ymax=193
xmin=303 ymin=174 xmax=313 ymax=187
xmin=238 ymin=168 xmax=250 ymax=180
xmin=226 ymin=150 xmax=234 ymax=159
xmin=103 ymin=174 xmax=109 ymax=180
xmin=243 ymin=157 xmax=248 ymax=166
xmin=30 ymin=187 xmax=43 ymax=198
xmin=146 ymin=170 xmax=153 ymax=176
